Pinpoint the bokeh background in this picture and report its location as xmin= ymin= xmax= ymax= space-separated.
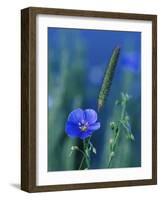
xmin=48 ymin=27 xmax=141 ymax=171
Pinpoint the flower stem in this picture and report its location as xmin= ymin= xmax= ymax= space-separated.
xmin=75 ymin=148 xmax=87 ymax=158
xmin=78 ymin=138 xmax=91 ymax=170
xmin=78 ymin=155 xmax=85 ymax=170
xmin=107 ymin=94 xmax=127 ymax=167
xmin=83 ymin=139 xmax=90 ymax=169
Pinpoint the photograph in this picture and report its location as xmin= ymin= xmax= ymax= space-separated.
xmin=48 ymin=28 xmax=141 ymax=171
xmin=21 ymin=7 xmax=157 ymax=192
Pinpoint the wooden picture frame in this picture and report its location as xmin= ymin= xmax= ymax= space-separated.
xmin=21 ymin=7 xmax=157 ymax=192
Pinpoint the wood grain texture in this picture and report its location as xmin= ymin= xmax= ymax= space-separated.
xmin=21 ymin=8 xmax=30 ymax=192
xmin=21 ymin=7 xmax=157 ymax=193
xmin=152 ymin=15 xmax=157 ymax=185
xmin=21 ymin=8 xmax=36 ymax=192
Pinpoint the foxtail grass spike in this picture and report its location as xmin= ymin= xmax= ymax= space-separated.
xmin=98 ymin=47 xmax=120 ymax=111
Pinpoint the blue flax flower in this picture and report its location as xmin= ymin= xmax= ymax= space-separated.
xmin=65 ymin=108 xmax=100 ymax=139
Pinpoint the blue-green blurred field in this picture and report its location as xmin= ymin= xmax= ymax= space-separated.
xmin=48 ymin=28 xmax=141 ymax=171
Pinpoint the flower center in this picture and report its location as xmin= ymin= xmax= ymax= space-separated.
xmin=78 ymin=121 xmax=89 ymax=132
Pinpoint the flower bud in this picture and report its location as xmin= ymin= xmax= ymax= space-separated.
xmin=110 ymin=122 xmax=115 ymax=130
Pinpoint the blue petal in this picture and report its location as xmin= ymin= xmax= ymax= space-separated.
xmin=65 ymin=122 xmax=81 ymax=138
xmin=88 ymin=122 xmax=100 ymax=131
xmin=79 ymin=130 xmax=93 ymax=140
xmin=84 ymin=109 xmax=97 ymax=124
xmin=67 ymin=108 xmax=84 ymax=124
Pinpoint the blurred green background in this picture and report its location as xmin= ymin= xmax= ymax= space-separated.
xmin=48 ymin=28 xmax=141 ymax=171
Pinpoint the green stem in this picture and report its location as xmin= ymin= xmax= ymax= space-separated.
xmin=83 ymin=139 xmax=90 ymax=169
xmin=107 ymin=153 xmax=113 ymax=168
xmin=121 ymin=102 xmax=126 ymax=121
xmin=78 ymin=156 xmax=85 ymax=170
xmin=120 ymin=121 xmax=131 ymax=136
xmin=107 ymin=100 xmax=127 ymax=167
xmin=78 ymin=138 xmax=91 ymax=170
xmin=75 ymin=148 xmax=87 ymax=158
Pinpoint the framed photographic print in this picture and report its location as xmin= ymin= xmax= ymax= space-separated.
xmin=21 ymin=7 xmax=157 ymax=192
